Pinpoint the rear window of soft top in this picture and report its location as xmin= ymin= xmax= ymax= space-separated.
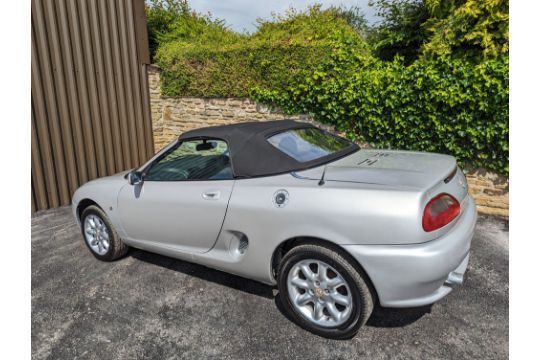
xmin=267 ymin=128 xmax=352 ymax=162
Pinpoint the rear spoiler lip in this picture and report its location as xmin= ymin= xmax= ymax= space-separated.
xmin=444 ymin=166 xmax=458 ymax=184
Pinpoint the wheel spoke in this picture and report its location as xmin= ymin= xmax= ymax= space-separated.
xmin=331 ymin=293 xmax=351 ymax=307
xmin=314 ymin=301 xmax=325 ymax=320
xmin=296 ymin=293 xmax=313 ymax=306
xmin=327 ymin=276 xmax=345 ymax=289
xmin=326 ymin=302 xmax=341 ymax=322
xmin=318 ymin=262 xmax=329 ymax=282
xmin=300 ymin=264 xmax=316 ymax=281
xmin=291 ymin=277 xmax=310 ymax=289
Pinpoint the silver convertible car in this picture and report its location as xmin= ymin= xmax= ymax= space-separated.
xmin=72 ymin=120 xmax=476 ymax=339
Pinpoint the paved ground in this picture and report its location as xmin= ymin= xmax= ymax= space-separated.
xmin=32 ymin=207 xmax=508 ymax=359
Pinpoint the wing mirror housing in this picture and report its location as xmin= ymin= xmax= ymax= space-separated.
xmin=128 ymin=170 xmax=144 ymax=186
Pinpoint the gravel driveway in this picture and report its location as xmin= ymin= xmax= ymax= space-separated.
xmin=32 ymin=207 xmax=508 ymax=359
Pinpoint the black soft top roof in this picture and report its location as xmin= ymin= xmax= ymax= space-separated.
xmin=178 ymin=120 xmax=359 ymax=178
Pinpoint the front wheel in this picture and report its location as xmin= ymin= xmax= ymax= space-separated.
xmin=277 ymin=243 xmax=374 ymax=339
xmin=80 ymin=205 xmax=128 ymax=261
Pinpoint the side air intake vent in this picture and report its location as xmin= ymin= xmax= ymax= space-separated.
xmin=238 ymin=236 xmax=249 ymax=255
xmin=228 ymin=232 xmax=249 ymax=259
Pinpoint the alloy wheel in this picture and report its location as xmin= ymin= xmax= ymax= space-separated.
xmin=83 ymin=214 xmax=110 ymax=256
xmin=287 ymin=259 xmax=354 ymax=327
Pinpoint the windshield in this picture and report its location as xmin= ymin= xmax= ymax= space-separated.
xmin=267 ymin=128 xmax=353 ymax=162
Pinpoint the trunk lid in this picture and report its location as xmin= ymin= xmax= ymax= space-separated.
xmin=330 ymin=149 xmax=456 ymax=190
xmin=295 ymin=149 xmax=468 ymax=203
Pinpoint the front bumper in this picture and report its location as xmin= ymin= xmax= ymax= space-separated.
xmin=344 ymin=195 xmax=477 ymax=308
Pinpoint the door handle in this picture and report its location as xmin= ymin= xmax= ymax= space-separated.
xmin=202 ymin=190 xmax=221 ymax=200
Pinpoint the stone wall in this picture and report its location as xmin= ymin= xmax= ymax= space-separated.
xmin=148 ymin=66 xmax=508 ymax=217
xmin=148 ymin=66 xmax=314 ymax=152
xmin=465 ymin=170 xmax=509 ymax=217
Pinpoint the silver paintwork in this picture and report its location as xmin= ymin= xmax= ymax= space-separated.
xmin=287 ymin=259 xmax=353 ymax=327
xmin=343 ymin=198 xmax=475 ymax=307
xmin=445 ymin=270 xmax=464 ymax=286
xmin=72 ymin=143 xmax=476 ymax=309
xmin=83 ymin=214 xmax=110 ymax=255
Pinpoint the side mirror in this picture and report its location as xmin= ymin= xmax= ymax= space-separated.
xmin=128 ymin=170 xmax=143 ymax=186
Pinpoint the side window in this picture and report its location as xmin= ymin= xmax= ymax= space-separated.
xmin=144 ymin=139 xmax=232 ymax=181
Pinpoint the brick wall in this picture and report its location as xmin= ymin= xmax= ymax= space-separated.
xmin=148 ymin=66 xmax=508 ymax=217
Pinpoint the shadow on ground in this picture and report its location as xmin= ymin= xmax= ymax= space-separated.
xmin=131 ymin=248 xmax=432 ymax=329
xmin=129 ymin=249 xmax=275 ymax=300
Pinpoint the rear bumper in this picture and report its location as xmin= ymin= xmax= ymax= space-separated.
xmin=343 ymin=195 xmax=477 ymax=308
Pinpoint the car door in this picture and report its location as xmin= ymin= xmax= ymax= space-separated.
xmin=117 ymin=138 xmax=234 ymax=253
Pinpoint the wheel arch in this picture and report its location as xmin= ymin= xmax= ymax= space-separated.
xmin=76 ymin=198 xmax=101 ymax=221
xmin=270 ymin=236 xmax=380 ymax=305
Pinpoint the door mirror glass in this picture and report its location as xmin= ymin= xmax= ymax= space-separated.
xmin=128 ymin=170 xmax=143 ymax=185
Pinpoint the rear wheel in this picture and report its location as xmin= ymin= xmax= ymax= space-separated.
xmin=277 ymin=243 xmax=373 ymax=339
xmin=80 ymin=205 xmax=128 ymax=261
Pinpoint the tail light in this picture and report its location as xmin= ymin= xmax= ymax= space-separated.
xmin=422 ymin=193 xmax=461 ymax=232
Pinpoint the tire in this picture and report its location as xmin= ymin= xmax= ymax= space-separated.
xmin=80 ymin=205 xmax=129 ymax=261
xmin=277 ymin=243 xmax=374 ymax=339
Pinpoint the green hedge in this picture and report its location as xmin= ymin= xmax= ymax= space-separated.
xmin=153 ymin=5 xmax=508 ymax=175
xmin=155 ymin=6 xmax=369 ymax=97
xmin=157 ymin=42 xmax=333 ymax=97
xmin=252 ymin=54 xmax=509 ymax=174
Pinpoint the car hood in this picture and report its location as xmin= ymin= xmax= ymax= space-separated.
xmin=85 ymin=170 xmax=131 ymax=185
xmin=294 ymin=149 xmax=457 ymax=191
xmin=77 ymin=170 xmax=130 ymax=188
